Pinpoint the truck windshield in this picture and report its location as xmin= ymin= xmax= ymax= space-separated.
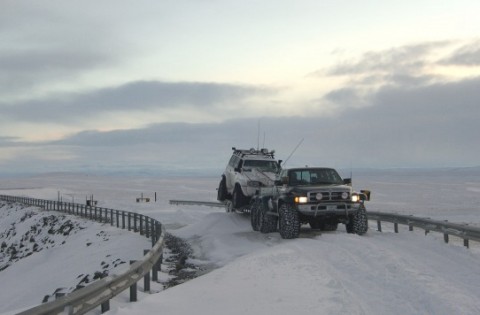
xmin=243 ymin=160 xmax=279 ymax=172
xmin=288 ymin=169 xmax=343 ymax=186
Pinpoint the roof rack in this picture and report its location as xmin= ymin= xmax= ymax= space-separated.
xmin=231 ymin=147 xmax=276 ymax=158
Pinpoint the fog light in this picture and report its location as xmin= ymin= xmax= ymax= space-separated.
xmin=351 ymin=194 xmax=359 ymax=202
xmin=295 ymin=196 xmax=308 ymax=203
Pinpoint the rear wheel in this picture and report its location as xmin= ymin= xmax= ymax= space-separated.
xmin=232 ymin=185 xmax=247 ymax=209
xmin=217 ymin=177 xmax=227 ymax=202
xmin=250 ymin=199 xmax=260 ymax=231
xmin=258 ymin=199 xmax=277 ymax=233
xmin=278 ymin=203 xmax=300 ymax=239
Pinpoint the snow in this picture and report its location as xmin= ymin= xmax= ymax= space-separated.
xmin=1 ymin=169 xmax=480 ymax=314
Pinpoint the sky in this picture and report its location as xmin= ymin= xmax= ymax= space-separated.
xmin=1 ymin=0 xmax=480 ymax=175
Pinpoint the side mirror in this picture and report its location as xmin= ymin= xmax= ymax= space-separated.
xmin=360 ymin=190 xmax=371 ymax=201
xmin=343 ymin=178 xmax=352 ymax=186
xmin=234 ymin=167 xmax=241 ymax=173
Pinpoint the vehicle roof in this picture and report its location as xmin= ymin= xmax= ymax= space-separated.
xmin=284 ymin=167 xmax=337 ymax=171
xmin=232 ymin=148 xmax=276 ymax=160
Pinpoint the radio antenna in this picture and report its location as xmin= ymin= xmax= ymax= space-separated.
xmin=282 ymin=138 xmax=304 ymax=167
xmin=257 ymin=119 xmax=261 ymax=150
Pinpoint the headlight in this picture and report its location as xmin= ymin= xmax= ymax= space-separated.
xmin=294 ymin=196 xmax=308 ymax=203
xmin=341 ymin=192 xmax=349 ymax=200
xmin=351 ymin=194 xmax=359 ymax=202
xmin=247 ymin=181 xmax=261 ymax=187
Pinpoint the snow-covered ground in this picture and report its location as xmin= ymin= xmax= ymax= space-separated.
xmin=1 ymin=169 xmax=480 ymax=314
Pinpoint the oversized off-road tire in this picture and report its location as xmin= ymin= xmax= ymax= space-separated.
xmin=217 ymin=177 xmax=227 ymax=202
xmin=278 ymin=203 xmax=300 ymax=239
xmin=232 ymin=185 xmax=247 ymax=209
xmin=346 ymin=205 xmax=368 ymax=235
xmin=250 ymin=199 xmax=260 ymax=231
xmin=258 ymin=199 xmax=277 ymax=233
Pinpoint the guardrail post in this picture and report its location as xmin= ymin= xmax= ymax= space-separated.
xmin=145 ymin=218 xmax=150 ymax=239
xmin=464 ymin=239 xmax=469 ymax=248
xmin=444 ymin=233 xmax=449 ymax=243
xmin=409 ymin=224 xmax=413 ymax=231
xmin=116 ymin=210 xmax=120 ymax=228
xmin=377 ymin=220 xmax=382 ymax=232
xmin=110 ymin=209 xmax=114 ymax=226
xmin=129 ymin=261 xmax=137 ymax=302
xmin=128 ymin=213 xmax=132 ymax=231
xmin=394 ymin=222 xmax=399 ymax=233
xmin=134 ymin=213 xmax=138 ymax=232
xmin=101 ymin=300 xmax=110 ymax=313
xmin=122 ymin=211 xmax=126 ymax=229
xmin=143 ymin=250 xmax=151 ymax=292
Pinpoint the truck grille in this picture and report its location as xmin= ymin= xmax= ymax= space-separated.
xmin=307 ymin=190 xmax=350 ymax=202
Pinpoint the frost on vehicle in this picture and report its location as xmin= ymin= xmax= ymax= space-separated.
xmin=250 ymin=167 xmax=371 ymax=239
xmin=217 ymin=147 xmax=281 ymax=211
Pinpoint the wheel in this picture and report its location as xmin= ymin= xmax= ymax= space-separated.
xmin=217 ymin=177 xmax=227 ymax=202
xmin=278 ymin=203 xmax=300 ymax=239
xmin=232 ymin=185 xmax=247 ymax=209
xmin=250 ymin=199 xmax=260 ymax=231
xmin=258 ymin=198 xmax=277 ymax=233
xmin=346 ymin=204 xmax=368 ymax=235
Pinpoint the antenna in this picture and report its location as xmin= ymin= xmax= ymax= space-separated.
xmin=262 ymin=131 xmax=266 ymax=148
xmin=282 ymin=138 xmax=304 ymax=167
xmin=257 ymin=119 xmax=261 ymax=150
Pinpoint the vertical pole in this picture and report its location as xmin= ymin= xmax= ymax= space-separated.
xmin=129 ymin=261 xmax=137 ymax=302
xmin=145 ymin=218 xmax=150 ymax=239
xmin=377 ymin=220 xmax=382 ymax=232
xmin=101 ymin=300 xmax=110 ymax=313
xmin=444 ymin=233 xmax=449 ymax=243
xmin=134 ymin=213 xmax=138 ymax=232
xmin=143 ymin=250 xmax=151 ymax=292
xmin=128 ymin=213 xmax=131 ymax=231
xmin=394 ymin=222 xmax=398 ymax=233
xmin=464 ymin=239 xmax=469 ymax=248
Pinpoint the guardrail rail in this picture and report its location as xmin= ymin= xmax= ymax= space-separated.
xmin=0 ymin=195 xmax=165 ymax=315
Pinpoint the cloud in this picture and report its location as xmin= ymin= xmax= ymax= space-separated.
xmin=0 ymin=1 xmax=125 ymax=98
xmin=0 ymin=81 xmax=273 ymax=123
xmin=325 ymin=41 xmax=451 ymax=77
xmin=440 ymin=39 xmax=480 ymax=66
xmin=7 ymin=75 xmax=472 ymax=171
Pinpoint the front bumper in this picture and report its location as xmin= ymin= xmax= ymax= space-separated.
xmin=296 ymin=202 xmax=361 ymax=216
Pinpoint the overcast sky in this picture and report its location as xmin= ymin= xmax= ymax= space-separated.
xmin=1 ymin=0 xmax=480 ymax=175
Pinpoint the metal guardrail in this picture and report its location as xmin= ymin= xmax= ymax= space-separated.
xmin=368 ymin=211 xmax=480 ymax=247
xmin=0 ymin=195 xmax=165 ymax=315
xmin=169 ymin=199 xmax=480 ymax=248
xmin=169 ymin=199 xmax=226 ymax=208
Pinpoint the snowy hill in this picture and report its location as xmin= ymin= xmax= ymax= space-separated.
xmin=1 ymin=171 xmax=480 ymax=314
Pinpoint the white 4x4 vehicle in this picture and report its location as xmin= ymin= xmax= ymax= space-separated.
xmin=217 ymin=147 xmax=281 ymax=210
